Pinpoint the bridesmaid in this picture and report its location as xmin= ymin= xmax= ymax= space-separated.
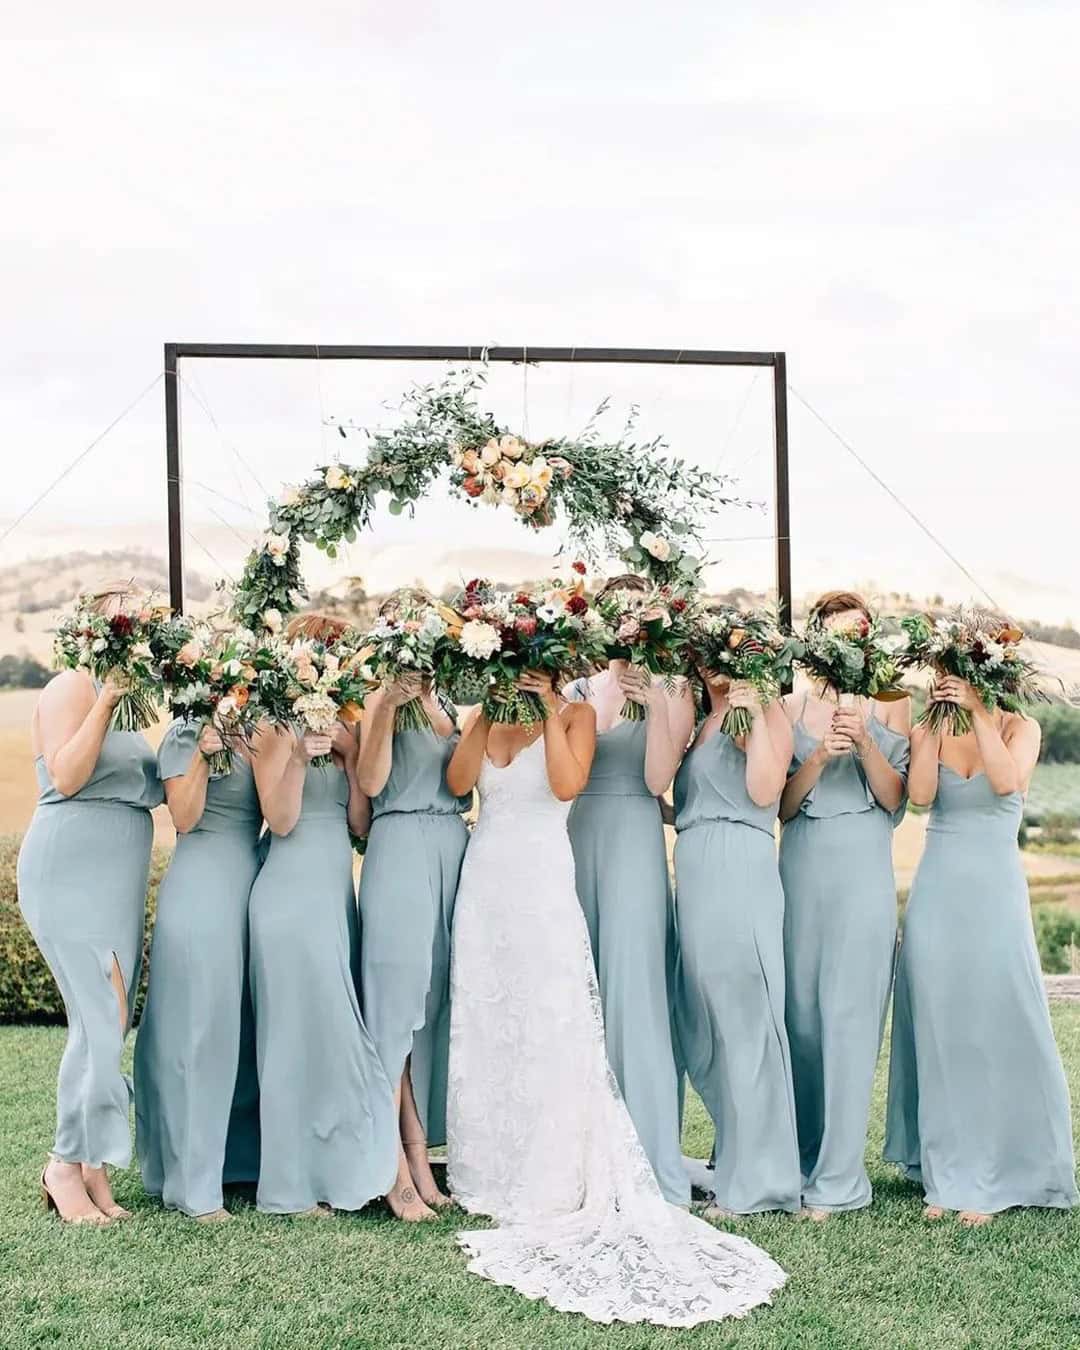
xmin=355 ymin=602 xmax=470 ymax=1221
xmin=563 ymin=576 xmax=695 ymax=1207
xmin=135 ymin=714 xmax=263 ymax=1221
xmin=18 ymin=586 xmax=163 ymax=1224
xmin=885 ymin=673 xmax=1078 ymax=1225
xmin=248 ymin=613 xmax=397 ymax=1215
xmin=780 ymin=591 xmax=910 ymax=1219
xmin=673 ymin=664 xmax=801 ymax=1216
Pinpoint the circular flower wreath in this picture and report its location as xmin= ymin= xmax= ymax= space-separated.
xmin=231 ymin=367 xmax=743 ymax=626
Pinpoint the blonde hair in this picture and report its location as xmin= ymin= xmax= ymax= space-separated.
xmin=285 ymin=611 xmax=349 ymax=643
xmin=378 ymin=586 xmax=434 ymax=617
xmin=85 ymin=579 xmax=144 ymax=618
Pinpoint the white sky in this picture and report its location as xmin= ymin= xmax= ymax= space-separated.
xmin=2 ymin=1 xmax=1079 ymax=618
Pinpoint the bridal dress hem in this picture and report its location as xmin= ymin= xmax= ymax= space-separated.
xmin=447 ymin=739 xmax=787 ymax=1328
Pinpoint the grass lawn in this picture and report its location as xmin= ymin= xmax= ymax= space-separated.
xmin=2 ymin=1016 xmax=1080 ymax=1350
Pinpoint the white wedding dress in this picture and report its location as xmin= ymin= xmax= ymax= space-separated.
xmin=446 ymin=738 xmax=787 ymax=1328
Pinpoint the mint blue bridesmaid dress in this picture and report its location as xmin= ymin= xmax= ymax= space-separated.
xmin=885 ymin=765 xmax=1078 ymax=1213
xmin=248 ymin=756 xmax=397 ymax=1213
xmin=17 ymin=709 xmax=162 ymax=1168
xmin=564 ymin=684 xmax=688 ymax=1206
xmin=673 ymin=731 xmax=801 ymax=1214
xmin=134 ymin=720 xmax=263 ymax=1215
xmin=356 ymin=718 xmax=469 ymax=1146
xmin=779 ymin=706 xmax=909 ymax=1211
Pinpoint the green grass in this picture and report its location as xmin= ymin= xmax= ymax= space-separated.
xmin=3 ymin=1017 xmax=1080 ymax=1350
xmin=1027 ymin=763 xmax=1080 ymax=824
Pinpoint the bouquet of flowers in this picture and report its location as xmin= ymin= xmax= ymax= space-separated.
xmin=797 ymin=613 xmax=907 ymax=706
xmin=900 ymin=609 xmax=1047 ymax=735
xmin=450 ymin=434 xmax=572 ymax=528
xmin=53 ymin=593 xmax=172 ymax=731
xmin=689 ymin=606 xmax=800 ymax=738
xmin=443 ymin=572 xmax=608 ymax=724
xmin=271 ymin=633 xmax=373 ymax=759
xmin=596 ymin=581 xmax=693 ymax=721
xmin=157 ymin=622 xmax=268 ymax=776
xmin=364 ymin=596 xmax=461 ymax=733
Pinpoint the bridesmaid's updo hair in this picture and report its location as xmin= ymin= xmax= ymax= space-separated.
xmin=807 ymin=590 xmax=871 ymax=629
xmin=285 ymin=612 xmax=349 ymax=644
xmin=85 ymin=579 xmax=145 ymax=619
xmin=596 ymin=573 xmax=649 ymax=600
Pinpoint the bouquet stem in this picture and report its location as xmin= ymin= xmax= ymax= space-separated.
xmin=920 ymin=700 xmax=972 ymax=737
xmin=109 ymin=686 xmax=160 ymax=733
xmin=620 ymin=698 xmax=646 ymax=722
xmin=203 ymin=746 xmax=234 ymax=777
xmin=394 ymin=697 xmax=433 ymax=734
xmin=483 ymin=685 xmax=548 ymax=726
xmin=721 ymin=706 xmax=755 ymax=739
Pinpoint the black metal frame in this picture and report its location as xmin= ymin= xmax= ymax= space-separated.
xmin=164 ymin=343 xmax=791 ymax=619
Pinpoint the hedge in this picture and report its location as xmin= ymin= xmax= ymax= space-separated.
xmin=0 ymin=833 xmax=171 ymax=1024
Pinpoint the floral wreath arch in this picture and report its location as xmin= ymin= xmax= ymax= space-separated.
xmin=230 ymin=367 xmax=741 ymax=625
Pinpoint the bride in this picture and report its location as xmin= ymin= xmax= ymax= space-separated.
xmin=444 ymin=669 xmax=787 ymax=1328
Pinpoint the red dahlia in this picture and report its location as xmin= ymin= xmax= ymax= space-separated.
xmin=109 ymin=613 xmax=134 ymax=638
xmin=567 ymin=595 xmax=588 ymax=616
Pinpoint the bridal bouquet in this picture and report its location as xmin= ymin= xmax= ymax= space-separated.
xmin=689 ymin=606 xmax=800 ymax=738
xmin=157 ymin=622 xmax=267 ymax=776
xmin=364 ymin=596 xmax=461 ymax=733
xmin=798 ymin=613 xmax=907 ymax=706
xmin=596 ymin=581 xmax=692 ymax=721
xmin=443 ymin=574 xmax=607 ymax=724
xmin=267 ymin=633 xmax=373 ymax=759
xmin=53 ymin=594 xmax=172 ymax=731
xmin=900 ymin=609 xmax=1046 ymax=736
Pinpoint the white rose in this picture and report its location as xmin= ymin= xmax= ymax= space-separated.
xmin=460 ymin=620 xmax=502 ymax=660
xmin=263 ymin=532 xmax=291 ymax=566
xmin=131 ymin=642 xmax=153 ymax=661
xmin=480 ymin=439 xmax=502 ymax=467
xmin=324 ymin=464 xmax=349 ymax=490
xmin=92 ymin=637 xmax=108 ymax=653
xmin=501 ymin=487 xmax=519 ymax=507
xmin=639 ymin=531 xmax=672 ymax=562
xmin=500 ymin=436 xmax=524 ymax=460
xmin=262 ymin=608 xmax=283 ymax=634
xmin=278 ymin=484 xmax=302 ymax=508
xmin=217 ymin=695 xmax=238 ymax=718
xmin=504 ymin=463 xmax=531 ymax=490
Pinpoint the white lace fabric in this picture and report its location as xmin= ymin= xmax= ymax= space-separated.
xmin=446 ymin=740 xmax=787 ymax=1327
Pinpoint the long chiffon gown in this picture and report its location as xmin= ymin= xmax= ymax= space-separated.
xmin=672 ymin=731 xmax=801 ymax=1215
xmin=248 ymin=758 xmax=397 ymax=1213
xmin=17 ymin=712 xmax=162 ymax=1167
xmin=885 ymin=765 xmax=1078 ymax=1213
xmin=135 ymin=721 xmax=263 ymax=1215
xmin=564 ymin=685 xmax=687 ymax=1206
xmin=356 ymin=718 xmax=469 ymax=1146
xmin=779 ymin=706 xmax=909 ymax=1211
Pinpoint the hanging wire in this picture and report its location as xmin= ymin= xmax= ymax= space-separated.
xmin=178 ymin=372 xmax=269 ymax=500
xmin=0 ymin=373 xmax=163 ymax=551
xmin=722 ymin=369 xmax=765 ymax=476
xmin=185 ymin=528 xmax=234 ymax=582
xmin=787 ymin=383 xmax=1001 ymax=610
xmin=186 ymin=479 xmax=258 ymax=518
xmin=186 ymin=366 xmax=256 ymax=516
xmin=314 ymin=343 xmax=328 ymax=457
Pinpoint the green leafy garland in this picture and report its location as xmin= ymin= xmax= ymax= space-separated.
xmin=231 ymin=367 xmax=742 ymax=625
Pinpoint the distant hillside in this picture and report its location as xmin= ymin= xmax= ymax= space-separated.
xmin=0 ymin=551 xmax=214 ymax=665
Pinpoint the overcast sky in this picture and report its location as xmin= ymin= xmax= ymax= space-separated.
xmin=2 ymin=1 xmax=1079 ymax=618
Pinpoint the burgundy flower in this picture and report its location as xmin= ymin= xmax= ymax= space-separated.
xmin=566 ymin=595 xmax=588 ymax=616
xmin=671 ymin=598 xmax=687 ymax=613
xmin=462 ymin=477 xmax=484 ymax=498
xmin=109 ymin=613 xmax=134 ymax=639
xmin=571 ymin=561 xmax=587 ymax=575
xmin=515 ymin=592 xmax=532 ymax=606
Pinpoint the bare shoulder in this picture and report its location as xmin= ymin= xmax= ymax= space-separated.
xmin=561 ymin=699 xmax=596 ymax=728
xmin=1003 ymin=710 xmax=1040 ymax=746
xmin=38 ymin=669 xmax=94 ymax=714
